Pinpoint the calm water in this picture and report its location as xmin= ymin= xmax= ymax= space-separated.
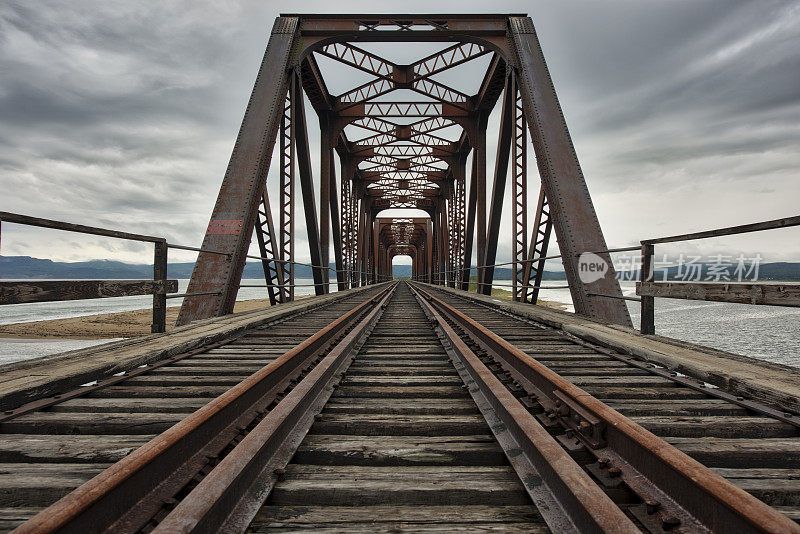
xmin=539 ymin=281 xmax=800 ymax=368
xmin=1 ymin=280 xmax=797 ymax=369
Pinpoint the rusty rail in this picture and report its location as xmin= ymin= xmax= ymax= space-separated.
xmin=411 ymin=282 xmax=800 ymax=534
xmin=410 ymin=284 xmax=639 ymax=533
xmin=14 ymin=283 xmax=394 ymax=533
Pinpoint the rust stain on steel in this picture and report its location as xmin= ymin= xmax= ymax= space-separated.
xmin=414 ymin=283 xmax=800 ymax=534
xmin=205 ymin=219 xmax=243 ymax=235
xmin=14 ymin=287 xmax=390 ymax=534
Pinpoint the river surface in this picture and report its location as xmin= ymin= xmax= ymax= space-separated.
xmin=0 ymin=280 xmax=798 ymax=369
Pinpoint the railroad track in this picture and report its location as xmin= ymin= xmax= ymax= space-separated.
xmin=0 ymin=285 xmax=386 ymax=532
xmin=3 ymin=281 xmax=800 ymax=532
xmin=414 ymin=282 xmax=800 ymax=531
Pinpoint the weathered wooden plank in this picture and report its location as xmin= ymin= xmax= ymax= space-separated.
xmin=269 ymin=465 xmax=528 ymax=506
xmin=87 ymin=385 xmax=231 ymax=398
xmin=340 ymin=376 xmax=463 ymax=386
xmin=120 ymin=375 xmax=245 ymax=387
xmin=0 ymin=463 xmax=108 ymax=507
xmin=0 ymin=434 xmax=153 ymax=463
xmin=603 ymin=399 xmax=747 ymax=417
xmin=251 ymin=522 xmax=545 ymax=532
xmin=585 ymin=386 xmax=708 ymax=400
xmin=714 ymin=469 xmax=800 ymax=506
xmin=561 ymin=376 xmax=677 ymax=387
xmin=667 ymin=437 xmax=800 ymax=468
xmin=0 ymin=280 xmax=178 ymax=305
xmin=0 ymin=411 xmax=184 ymax=434
xmin=344 ymin=366 xmax=458 ymax=376
xmin=324 ymin=398 xmax=478 ymax=415
xmin=631 ymin=416 xmax=798 ymax=438
xmin=294 ymin=435 xmax=504 ymax=466
xmin=637 ymin=281 xmax=800 ymax=307
xmin=147 ymin=366 xmax=263 ymax=376
xmin=331 ymin=386 xmax=465 ymax=399
xmin=311 ymin=414 xmax=488 ymax=436
xmin=0 ymin=507 xmax=43 ymax=532
xmin=48 ymin=397 xmax=207 ymax=413
xmin=250 ymin=505 xmax=545 ymax=531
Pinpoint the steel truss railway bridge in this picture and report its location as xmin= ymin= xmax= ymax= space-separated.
xmin=1 ymin=13 xmax=800 ymax=534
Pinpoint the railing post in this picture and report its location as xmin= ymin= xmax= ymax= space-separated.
xmin=640 ymin=243 xmax=655 ymax=335
xmin=152 ymin=240 xmax=168 ymax=333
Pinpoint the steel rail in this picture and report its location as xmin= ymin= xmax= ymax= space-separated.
xmin=409 ymin=285 xmax=638 ymax=533
xmin=152 ymin=285 xmax=395 ymax=532
xmin=15 ymin=284 xmax=393 ymax=534
xmin=411 ymin=282 xmax=800 ymax=534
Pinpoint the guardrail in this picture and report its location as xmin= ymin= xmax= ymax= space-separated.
xmin=0 ymin=212 xmax=176 ymax=333
xmin=637 ymin=215 xmax=800 ymax=334
xmin=415 ymin=215 xmax=800 ymax=335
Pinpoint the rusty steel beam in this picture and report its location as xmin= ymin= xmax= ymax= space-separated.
xmin=178 ymin=17 xmax=299 ymax=325
xmin=481 ymin=74 xmax=513 ymax=295
xmin=509 ymin=16 xmax=631 ymax=326
xmin=292 ymin=72 xmax=326 ymax=295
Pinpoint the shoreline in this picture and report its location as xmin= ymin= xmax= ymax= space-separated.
xmin=0 ymin=295 xmax=569 ymax=340
xmin=0 ymin=299 xmax=275 ymax=340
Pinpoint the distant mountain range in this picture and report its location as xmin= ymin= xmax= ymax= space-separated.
xmin=1 ymin=256 xmax=799 ymax=282
xmin=0 ymin=255 xmax=560 ymax=281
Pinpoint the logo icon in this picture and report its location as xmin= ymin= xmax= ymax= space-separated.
xmin=578 ymin=252 xmax=609 ymax=283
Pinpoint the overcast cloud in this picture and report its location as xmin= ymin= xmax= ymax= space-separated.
xmin=0 ymin=0 xmax=798 ymax=269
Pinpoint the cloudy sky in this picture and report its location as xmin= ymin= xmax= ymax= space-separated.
xmin=1 ymin=0 xmax=798 ymax=271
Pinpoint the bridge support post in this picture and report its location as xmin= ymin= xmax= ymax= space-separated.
xmin=178 ymin=17 xmax=299 ymax=325
xmin=482 ymin=74 xmax=514 ymax=295
xmin=293 ymin=72 xmax=326 ymax=295
xmin=509 ymin=17 xmax=631 ymax=326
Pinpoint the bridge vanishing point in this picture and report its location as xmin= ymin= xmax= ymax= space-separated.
xmin=1 ymin=13 xmax=800 ymax=533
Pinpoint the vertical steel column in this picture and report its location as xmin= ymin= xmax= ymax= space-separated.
xmin=522 ymin=188 xmax=553 ymax=304
xmin=509 ymin=16 xmax=632 ymax=326
xmin=319 ymin=118 xmax=332 ymax=293
xmin=481 ymin=74 xmax=514 ymax=295
xmin=460 ymin=149 xmax=478 ymax=290
xmin=475 ymin=116 xmax=488 ymax=292
xmin=511 ymin=76 xmax=528 ymax=302
xmin=178 ymin=17 xmax=299 ymax=325
xmin=426 ymin=218 xmax=433 ymax=283
xmin=279 ymin=89 xmax=295 ymax=302
xmin=292 ymin=72 xmax=326 ymax=295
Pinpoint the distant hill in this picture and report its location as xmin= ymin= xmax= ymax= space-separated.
xmin=2 ymin=256 xmax=798 ymax=282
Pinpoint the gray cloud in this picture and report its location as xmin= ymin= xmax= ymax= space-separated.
xmin=0 ymin=0 xmax=798 ymax=270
